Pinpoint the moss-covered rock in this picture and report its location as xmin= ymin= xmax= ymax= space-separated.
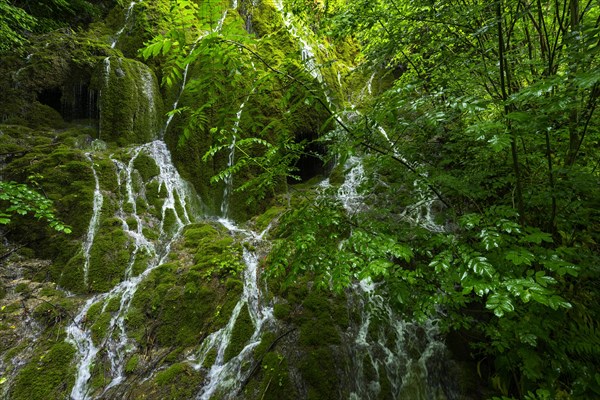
xmin=224 ymin=304 xmax=255 ymax=363
xmin=94 ymin=56 xmax=163 ymax=145
xmin=10 ymin=342 xmax=76 ymax=400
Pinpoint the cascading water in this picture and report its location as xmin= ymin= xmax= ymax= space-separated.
xmin=337 ymin=155 xmax=366 ymax=213
xmin=82 ymin=154 xmax=103 ymax=287
xmin=274 ymin=0 xmax=323 ymax=83
xmin=98 ymin=57 xmax=111 ymax=139
xmin=331 ymin=145 xmax=456 ymax=400
xmin=67 ymin=141 xmax=198 ymax=399
xmin=346 ymin=280 xmax=455 ymax=400
xmin=376 ymin=125 xmax=445 ymax=233
xmin=189 ymin=219 xmax=274 ymax=400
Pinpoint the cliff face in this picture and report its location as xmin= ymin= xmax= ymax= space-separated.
xmin=0 ymin=1 xmax=460 ymax=399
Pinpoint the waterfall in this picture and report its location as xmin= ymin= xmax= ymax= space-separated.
xmin=82 ymin=154 xmax=103 ymax=287
xmin=346 ymin=280 xmax=454 ymax=399
xmin=190 ymin=219 xmax=274 ymax=400
xmin=67 ymin=141 xmax=197 ymax=399
xmin=98 ymin=57 xmax=111 ymax=139
xmin=376 ymin=126 xmax=445 ymax=233
xmin=274 ymin=0 xmax=323 ymax=83
xmin=333 ymin=149 xmax=455 ymax=399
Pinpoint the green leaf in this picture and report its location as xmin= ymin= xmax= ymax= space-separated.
xmin=487 ymin=134 xmax=512 ymax=152
xmin=486 ymin=293 xmax=514 ymax=317
xmin=522 ymin=229 xmax=553 ymax=244
xmin=547 ymin=295 xmax=572 ymax=310
xmin=505 ymin=249 xmax=535 ymax=266
xmin=459 ymin=213 xmax=481 ymax=229
xmin=468 ymin=256 xmax=495 ymax=278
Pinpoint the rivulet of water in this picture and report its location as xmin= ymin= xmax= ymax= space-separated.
xmin=111 ymin=0 xmax=144 ymax=49
xmin=82 ymin=154 xmax=104 ymax=287
xmin=190 ymin=218 xmax=274 ymax=400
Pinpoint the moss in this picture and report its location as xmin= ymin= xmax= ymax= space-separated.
xmin=249 ymin=352 xmax=296 ymax=400
xmin=183 ymin=223 xmax=218 ymax=244
xmin=145 ymin=180 xmax=164 ymax=213
xmin=10 ymin=342 xmax=76 ymax=400
xmin=104 ymin=296 xmax=121 ymax=313
xmin=162 ymin=208 xmax=178 ymax=237
xmin=299 ymin=348 xmax=341 ymax=400
xmin=32 ymin=299 xmax=72 ymax=329
xmin=132 ymin=249 xmax=152 ymax=276
xmin=126 ymin=216 xmax=138 ymax=230
xmin=86 ymin=301 xmax=103 ymax=323
xmin=273 ymin=302 xmax=291 ymax=321
xmin=147 ymin=362 xmax=203 ymax=399
xmin=225 ymin=277 xmax=243 ymax=291
xmin=254 ymin=205 xmax=285 ymax=232
xmin=127 ymin=262 xmax=221 ymax=348
xmin=87 ymin=220 xmax=131 ymax=293
xmin=91 ymin=311 xmax=112 ymax=345
xmin=14 ymin=283 xmax=29 ymax=293
xmin=125 ymin=354 xmax=140 ymax=374
xmin=142 ymin=226 xmax=159 ymax=241
xmin=133 ymin=152 xmax=160 ymax=181
xmin=93 ymin=56 xmax=163 ymax=145
xmin=59 ymin=251 xmax=86 ymax=292
xmin=223 ymin=304 xmax=255 ymax=363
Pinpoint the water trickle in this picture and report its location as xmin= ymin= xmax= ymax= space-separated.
xmin=98 ymin=57 xmax=111 ymax=139
xmin=162 ymin=8 xmax=230 ymax=137
xmin=275 ymin=0 xmax=324 ymax=83
xmin=190 ymin=219 xmax=274 ymax=400
xmin=376 ymin=126 xmax=445 ymax=233
xmin=82 ymin=154 xmax=103 ymax=287
xmin=221 ymin=100 xmax=246 ymax=218
xmin=367 ymin=72 xmax=376 ymax=95
xmin=111 ymin=1 xmax=143 ymax=49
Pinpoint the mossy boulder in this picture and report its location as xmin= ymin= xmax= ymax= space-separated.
xmin=94 ymin=56 xmax=163 ymax=145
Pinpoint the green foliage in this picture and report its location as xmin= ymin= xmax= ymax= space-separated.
xmin=0 ymin=0 xmax=37 ymax=53
xmin=0 ymin=181 xmax=71 ymax=233
xmin=0 ymin=0 xmax=103 ymax=54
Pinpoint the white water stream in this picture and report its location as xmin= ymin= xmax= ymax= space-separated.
xmin=67 ymin=141 xmax=196 ymax=399
xmin=82 ymin=154 xmax=103 ymax=287
xmin=111 ymin=0 xmax=144 ymax=48
xmin=220 ymin=100 xmax=246 ymax=218
xmin=190 ymin=218 xmax=274 ymax=400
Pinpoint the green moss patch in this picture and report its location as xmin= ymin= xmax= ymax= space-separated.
xmin=10 ymin=342 xmax=76 ymax=400
xmin=224 ymin=304 xmax=254 ymax=363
